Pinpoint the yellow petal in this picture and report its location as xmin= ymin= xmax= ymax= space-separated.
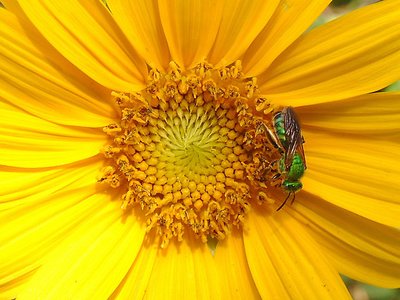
xmin=145 ymin=237 xmax=221 ymax=299
xmin=213 ymin=231 xmax=260 ymax=298
xmin=0 ymin=9 xmax=116 ymax=127
xmin=243 ymin=0 xmax=330 ymax=76
xmin=0 ymin=161 xmax=104 ymax=298
xmin=260 ymin=0 xmax=400 ymax=105
xmin=108 ymin=0 xmax=170 ymax=71
xmin=158 ymin=0 xmax=224 ymax=69
xmin=208 ymin=0 xmax=280 ymax=67
xmin=244 ymin=209 xmax=351 ymax=299
xmin=0 ymin=108 xmax=105 ymax=167
xmin=302 ymin=130 xmax=400 ymax=227
xmin=7 ymin=1 xmax=147 ymax=92
xmin=112 ymin=230 xmax=259 ymax=299
xmin=17 ymin=201 xmax=145 ymax=299
xmin=292 ymin=195 xmax=400 ymax=288
xmin=0 ymin=159 xmax=101 ymax=208
xmin=0 ymin=270 xmax=33 ymax=300
xmin=0 ymin=194 xmax=101 ymax=296
xmin=298 ymin=92 xmax=400 ymax=135
xmin=109 ymin=233 xmax=158 ymax=299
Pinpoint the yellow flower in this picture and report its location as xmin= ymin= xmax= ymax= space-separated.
xmin=1 ymin=0 xmax=399 ymax=299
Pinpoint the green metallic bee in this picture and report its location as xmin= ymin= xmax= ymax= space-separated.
xmin=276 ymin=152 xmax=305 ymax=210
xmin=265 ymin=107 xmax=307 ymax=210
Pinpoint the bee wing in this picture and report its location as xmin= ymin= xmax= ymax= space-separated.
xmin=284 ymin=107 xmax=306 ymax=170
xmin=297 ymin=140 xmax=307 ymax=169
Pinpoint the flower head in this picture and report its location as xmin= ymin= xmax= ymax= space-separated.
xmin=1 ymin=0 xmax=400 ymax=299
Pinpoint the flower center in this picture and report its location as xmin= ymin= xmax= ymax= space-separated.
xmin=100 ymin=61 xmax=282 ymax=248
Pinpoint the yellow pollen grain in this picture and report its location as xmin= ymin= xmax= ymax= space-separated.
xmin=213 ymin=190 xmax=223 ymax=200
xmin=206 ymin=184 xmax=215 ymax=195
xmin=188 ymin=181 xmax=197 ymax=193
xmin=172 ymin=181 xmax=182 ymax=192
xmin=196 ymin=183 xmax=205 ymax=193
xmin=147 ymin=157 xmax=158 ymax=166
xmin=226 ymin=120 xmax=236 ymax=129
xmin=167 ymin=176 xmax=177 ymax=185
xmin=183 ymin=198 xmax=192 ymax=207
xmin=153 ymin=185 xmax=163 ymax=194
xmin=192 ymin=191 xmax=201 ymax=200
xmin=235 ymin=170 xmax=245 ymax=180
xmin=156 ymin=176 xmax=168 ymax=185
xmin=132 ymin=153 xmax=143 ymax=163
xmin=226 ymin=140 xmax=236 ymax=148
xmin=134 ymin=143 xmax=146 ymax=152
xmin=201 ymin=193 xmax=211 ymax=202
xmin=215 ymin=182 xmax=225 ymax=193
xmin=180 ymin=176 xmax=190 ymax=187
xmin=145 ymin=175 xmax=157 ymax=184
xmin=221 ymin=147 xmax=233 ymax=155
xmin=173 ymin=191 xmax=182 ymax=201
xmin=164 ymin=193 xmax=174 ymax=203
xmin=208 ymin=175 xmax=216 ymax=185
xmin=141 ymin=151 xmax=152 ymax=160
xmin=227 ymin=153 xmax=239 ymax=162
xmin=232 ymin=161 xmax=243 ymax=170
xmin=143 ymin=183 xmax=153 ymax=193
xmin=216 ymin=173 xmax=225 ymax=182
xmin=200 ymin=175 xmax=208 ymax=184
xmin=228 ymin=130 xmax=238 ymax=140
xmin=226 ymin=178 xmax=236 ymax=187
xmin=224 ymin=168 xmax=235 ymax=178
xmin=163 ymin=184 xmax=173 ymax=194
xmin=146 ymin=166 xmax=157 ymax=175
xmin=135 ymin=171 xmax=146 ymax=181
xmin=194 ymin=200 xmax=203 ymax=210
xmin=137 ymin=161 xmax=148 ymax=171
xmin=100 ymin=60 xmax=279 ymax=248
xmin=181 ymin=187 xmax=190 ymax=198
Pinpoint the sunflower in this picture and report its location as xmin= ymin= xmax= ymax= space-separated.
xmin=1 ymin=0 xmax=399 ymax=299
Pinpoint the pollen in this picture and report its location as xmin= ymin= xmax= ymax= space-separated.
xmin=99 ymin=61 xmax=282 ymax=248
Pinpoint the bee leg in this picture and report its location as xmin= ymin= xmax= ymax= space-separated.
xmin=270 ymin=159 xmax=278 ymax=165
xmin=276 ymin=192 xmax=291 ymax=211
xmin=269 ymin=159 xmax=280 ymax=171
xmin=268 ymin=173 xmax=281 ymax=188
xmin=271 ymin=173 xmax=281 ymax=180
xmin=264 ymin=124 xmax=281 ymax=151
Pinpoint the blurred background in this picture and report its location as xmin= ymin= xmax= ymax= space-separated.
xmin=312 ymin=0 xmax=379 ymax=27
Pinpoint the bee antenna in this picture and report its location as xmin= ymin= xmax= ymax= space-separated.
xmin=276 ymin=192 xmax=291 ymax=211
xmin=290 ymin=192 xmax=296 ymax=205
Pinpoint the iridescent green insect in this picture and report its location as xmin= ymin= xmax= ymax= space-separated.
xmin=266 ymin=107 xmax=307 ymax=210
xmin=276 ymin=153 xmax=305 ymax=210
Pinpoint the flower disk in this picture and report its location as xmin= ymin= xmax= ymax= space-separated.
xmin=99 ymin=61 xmax=282 ymax=248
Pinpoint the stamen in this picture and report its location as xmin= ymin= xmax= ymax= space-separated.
xmin=99 ymin=61 xmax=282 ymax=248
